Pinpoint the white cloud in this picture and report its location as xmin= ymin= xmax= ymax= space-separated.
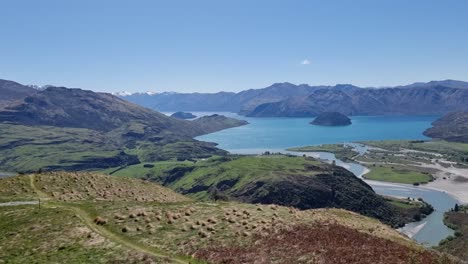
xmin=301 ymin=59 xmax=311 ymax=65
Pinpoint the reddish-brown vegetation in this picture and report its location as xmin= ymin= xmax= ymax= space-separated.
xmin=194 ymin=223 xmax=441 ymax=264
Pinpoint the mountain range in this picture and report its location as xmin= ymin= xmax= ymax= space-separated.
xmin=118 ymin=80 xmax=468 ymax=117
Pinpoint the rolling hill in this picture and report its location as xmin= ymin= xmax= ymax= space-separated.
xmin=0 ymin=81 xmax=248 ymax=172
xmin=105 ymin=155 xmax=434 ymax=228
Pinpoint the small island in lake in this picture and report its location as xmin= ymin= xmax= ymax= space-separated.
xmin=171 ymin=111 xmax=197 ymax=119
xmin=310 ymin=112 xmax=352 ymax=126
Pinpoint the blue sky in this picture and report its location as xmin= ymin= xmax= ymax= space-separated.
xmin=1 ymin=0 xmax=468 ymax=93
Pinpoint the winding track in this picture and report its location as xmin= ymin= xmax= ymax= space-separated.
xmin=27 ymin=174 xmax=190 ymax=264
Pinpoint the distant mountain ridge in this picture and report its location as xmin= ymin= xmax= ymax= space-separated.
xmin=117 ymin=80 xmax=468 ymax=117
xmin=247 ymin=85 xmax=468 ymax=117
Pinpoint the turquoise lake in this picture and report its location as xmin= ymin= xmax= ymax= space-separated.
xmin=196 ymin=114 xmax=438 ymax=152
xmin=194 ymin=113 xmax=458 ymax=247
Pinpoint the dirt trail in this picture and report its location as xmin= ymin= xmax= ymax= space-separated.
xmin=27 ymin=174 xmax=189 ymax=264
xmin=0 ymin=201 xmax=38 ymax=207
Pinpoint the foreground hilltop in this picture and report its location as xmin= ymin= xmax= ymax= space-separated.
xmin=0 ymin=172 xmax=457 ymax=263
xmin=0 ymin=80 xmax=248 ymax=172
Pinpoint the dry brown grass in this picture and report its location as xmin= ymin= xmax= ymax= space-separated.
xmin=0 ymin=175 xmax=36 ymax=201
xmin=32 ymin=171 xmax=189 ymax=203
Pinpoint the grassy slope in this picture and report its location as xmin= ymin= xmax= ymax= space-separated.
xmin=0 ymin=86 xmax=252 ymax=173
xmin=102 ymin=155 xmax=429 ymax=227
xmin=0 ymin=172 xmax=452 ymax=264
xmin=438 ymin=205 xmax=468 ymax=261
xmin=107 ymin=155 xmax=324 ymax=196
xmin=0 ymin=206 xmax=165 ymax=263
xmin=0 ymin=123 xmax=224 ymax=173
xmin=0 ymin=124 xmax=118 ymax=172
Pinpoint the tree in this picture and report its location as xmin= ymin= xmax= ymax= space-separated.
xmin=454 ymin=203 xmax=459 ymax=212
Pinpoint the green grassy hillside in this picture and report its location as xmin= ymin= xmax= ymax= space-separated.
xmin=0 ymin=85 xmax=249 ymax=173
xmin=104 ymin=155 xmax=431 ymax=227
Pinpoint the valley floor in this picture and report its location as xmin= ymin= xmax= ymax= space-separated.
xmin=291 ymin=140 xmax=468 ymax=204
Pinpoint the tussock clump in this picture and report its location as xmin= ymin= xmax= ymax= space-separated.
xmin=122 ymin=226 xmax=129 ymax=232
xmin=94 ymin=217 xmax=107 ymax=225
xmin=114 ymin=214 xmax=126 ymax=220
xmin=165 ymin=212 xmax=173 ymax=220
xmin=136 ymin=211 xmax=147 ymax=217
xmin=198 ymin=230 xmax=209 ymax=238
